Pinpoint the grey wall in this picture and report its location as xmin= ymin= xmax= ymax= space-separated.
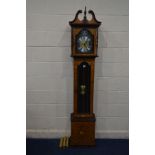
xmin=26 ymin=0 xmax=129 ymax=138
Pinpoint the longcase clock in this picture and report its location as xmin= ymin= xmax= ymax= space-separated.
xmin=69 ymin=7 xmax=101 ymax=146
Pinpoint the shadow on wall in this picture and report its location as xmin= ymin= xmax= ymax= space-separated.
xmin=94 ymin=29 xmax=109 ymax=135
xmin=58 ymin=29 xmax=73 ymax=137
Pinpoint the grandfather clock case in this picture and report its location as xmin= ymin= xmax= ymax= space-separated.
xmin=69 ymin=8 xmax=101 ymax=146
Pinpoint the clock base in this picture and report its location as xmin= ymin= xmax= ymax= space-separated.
xmin=70 ymin=113 xmax=96 ymax=146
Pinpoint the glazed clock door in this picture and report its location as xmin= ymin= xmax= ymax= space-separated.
xmin=76 ymin=29 xmax=93 ymax=53
xmin=77 ymin=62 xmax=91 ymax=113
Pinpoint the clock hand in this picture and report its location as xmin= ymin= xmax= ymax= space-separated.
xmin=84 ymin=42 xmax=87 ymax=49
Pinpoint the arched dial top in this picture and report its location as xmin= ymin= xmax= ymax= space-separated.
xmin=69 ymin=7 xmax=101 ymax=28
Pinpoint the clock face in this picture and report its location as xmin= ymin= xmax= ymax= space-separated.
xmin=76 ymin=29 xmax=93 ymax=53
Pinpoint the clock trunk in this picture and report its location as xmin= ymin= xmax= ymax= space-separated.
xmin=70 ymin=58 xmax=96 ymax=146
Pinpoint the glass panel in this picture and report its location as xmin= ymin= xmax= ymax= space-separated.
xmin=77 ymin=62 xmax=91 ymax=113
xmin=76 ymin=29 xmax=93 ymax=53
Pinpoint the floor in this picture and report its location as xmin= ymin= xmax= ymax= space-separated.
xmin=26 ymin=138 xmax=129 ymax=155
